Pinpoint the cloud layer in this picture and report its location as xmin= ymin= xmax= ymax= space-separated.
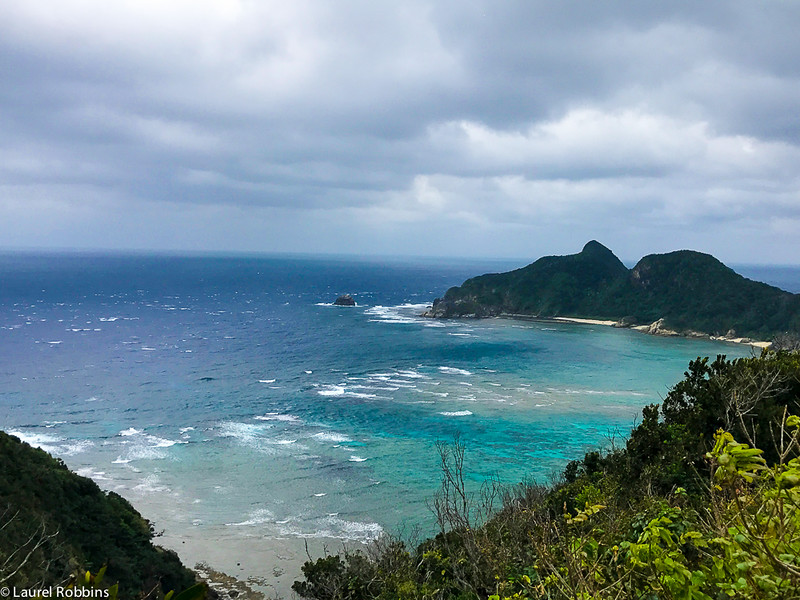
xmin=1 ymin=1 xmax=799 ymax=262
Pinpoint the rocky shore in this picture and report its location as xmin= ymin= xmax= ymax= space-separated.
xmin=422 ymin=304 xmax=772 ymax=348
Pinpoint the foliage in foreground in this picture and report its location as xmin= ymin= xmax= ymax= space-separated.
xmin=292 ymin=350 xmax=800 ymax=599
xmin=0 ymin=431 xmax=198 ymax=598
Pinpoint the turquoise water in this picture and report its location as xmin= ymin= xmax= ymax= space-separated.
xmin=0 ymin=253 xmax=779 ymax=557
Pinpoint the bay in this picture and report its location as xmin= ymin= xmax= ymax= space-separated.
xmin=1 ymin=252 xmax=792 ymax=593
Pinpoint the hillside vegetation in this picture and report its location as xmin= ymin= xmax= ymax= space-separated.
xmin=424 ymin=241 xmax=800 ymax=340
xmin=293 ymin=350 xmax=800 ymax=600
xmin=0 ymin=432 xmax=197 ymax=597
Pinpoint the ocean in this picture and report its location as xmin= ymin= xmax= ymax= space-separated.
xmin=1 ymin=253 xmax=796 ymax=594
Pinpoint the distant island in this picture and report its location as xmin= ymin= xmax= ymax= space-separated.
xmin=424 ymin=241 xmax=800 ymax=343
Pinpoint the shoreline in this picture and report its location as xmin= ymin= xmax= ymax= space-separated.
xmin=547 ymin=315 xmax=771 ymax=348
xmin=552 ymin=316 xmax=618 ymax=326
xmin=156 ymin=526 xmax=368 ymax=600
xmin=446 ymin=312 xmax=773 ymax=349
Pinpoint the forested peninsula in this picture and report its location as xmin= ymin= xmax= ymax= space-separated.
xmin=424 ymin=241 xmax=800 ymax=342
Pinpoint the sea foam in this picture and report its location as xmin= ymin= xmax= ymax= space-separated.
xmin=438 ymin=366 xmax=473 ymax=376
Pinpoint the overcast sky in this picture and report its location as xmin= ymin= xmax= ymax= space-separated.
xmin=1 ymin=1 xmax=799 ymax=263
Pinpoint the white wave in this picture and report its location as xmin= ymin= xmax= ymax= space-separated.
xmin=258 ymin=379 xmax=276 ymax=383
xmin=254 ymin=413 xmax=302 ymax=423
xmin=317 ymin=385 xmax=345 ymax=396
xmin=179 ymin=426 xmax=195 ymax=433
xmin=218 ymin=421 xmax=270 ymax=442
xmin=151 ymin=437 xmax=180 ymax=448
xmin=395 ymin=369 xmax=427 ymax=379
xmin=8 ymin=430 xmax=93 ymax=456
xmin=314 ymin=493 xmax=327 ymax=497
xmin=227 ymin=508 xmax=274 ymax=527
xmin=364 ymin=304 xmax=428 ymax=325
xmin=317 ymin=385 xmax=377 ymax=399
xmin=61 ymin=440 xmax=94 ymax=455
xmin=554 ymin=388 xmax=648 ymax=397
xmin=217 ymin=421 xmax=308 ymax=455
xmin=369 ymin=378 xmax=417 ymax=388
xmin=265 ymin=513 xmax=382 ymax=542
xmin=99 ymin=317 xmax=119 ymax=322
xmin=439 ymin=410 xmax=473 ymax=417
xmin=8 ymin=430 xmax=59 ymax=448
xmin=46 ymin=341 xmax=62 ymax=345
xmin=349 ymin=455 xmax=368 ymax=462
xmin=76 ymin=468 xmax=111 ymax=482
xmin=416 ymin=390 xmax=449 ymax=397
xmin=349 ymin=384 xmax=400 ymax=392
xmin=114 ymin=428 xmax=185 ymax=461
xmin=133 ymin=475 xmax=170 ymax=494
xmin=141 ymin=347 xmax=156 ymax=351
xmin=313 ymin=431 xmax=353 ymax=443
xmin=43 ymin=420 xmax=66 ymax=427
xmin=438 ymin=366 xmax=472 ymax=376
xmin=303 ymin=516 xmax=383 ymax=542
xmin=305 ymin=370 xmax=313 ymax=374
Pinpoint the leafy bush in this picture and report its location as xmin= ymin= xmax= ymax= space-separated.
xmin=293 ymin=350 xmax=800 ymax=600
xmin=0 ymin=433 xmax=197 ymax=598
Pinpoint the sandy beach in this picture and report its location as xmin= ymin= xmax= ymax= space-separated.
xmin=552 ymin=316 xmax=619 ymax=326
xmin=553 ymin=316 xmax=771 ymax=348
xmin=158 ymin=527 xmax=368 ymax=599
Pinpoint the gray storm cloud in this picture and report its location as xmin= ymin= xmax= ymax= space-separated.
xmin=0 ymin=1 xmax=798 ymax=262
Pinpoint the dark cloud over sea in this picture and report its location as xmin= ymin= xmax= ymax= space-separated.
xmin=1 ymin=1 xmax=799 ymax=262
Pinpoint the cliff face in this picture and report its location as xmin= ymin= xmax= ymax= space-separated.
xmin=425 ymin=242 xmax=800 ymax=339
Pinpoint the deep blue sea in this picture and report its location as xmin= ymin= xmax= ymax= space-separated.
xmin=1 ymin=253 xmax=797 ymax=591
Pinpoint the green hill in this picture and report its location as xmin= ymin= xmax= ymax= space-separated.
xmin=424 ymin=241 xmax=800 ymax=340
xmin=0 ymin=431 xmax=196 ymax=597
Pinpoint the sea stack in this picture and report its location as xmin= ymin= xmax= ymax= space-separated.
xmin=333 ymin=294 xmax=356 ymax=306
